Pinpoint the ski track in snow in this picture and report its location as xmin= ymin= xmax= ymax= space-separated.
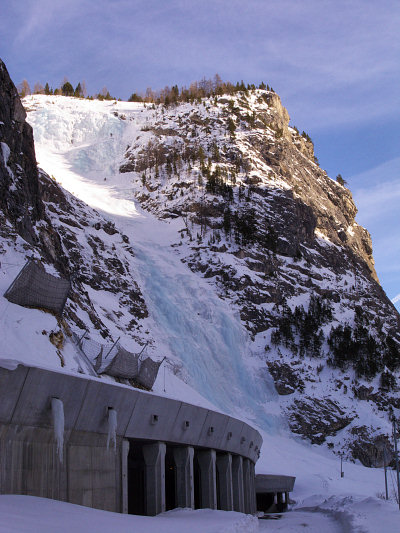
xmin=258 ymin=511 xmax=344 ymax=533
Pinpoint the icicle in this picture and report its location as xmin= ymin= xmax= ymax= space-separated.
xmin=107 ymin=408 xmax=117 ymax=452
xmin=51 ymin=397 xmax=64 ymax=463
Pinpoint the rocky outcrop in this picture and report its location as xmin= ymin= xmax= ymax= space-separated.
xmin=38 ymin=171 xmax=149 ymax=338
xmin=0 ymin=59 xmax=43 ymax=243
xmin=119 ymin=86 xmax=400 ymax=460
xmin=0 ymin=59 xmax=71 ymax=275
xmin=267 ymin=361 xmax=305 ymax=395
xmin=287 ymin=397 xmax=355 ymax=444
xmin=346 ymin=426 xmax=393 ymax=467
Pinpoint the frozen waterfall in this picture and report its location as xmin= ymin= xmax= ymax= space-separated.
xmin=107 ymin=408 xmax=117 ymax=452
xmin=51 ymin=397 xmax=64 ymax=463
xmin=132 ymin=236 xmax=282 ymax=433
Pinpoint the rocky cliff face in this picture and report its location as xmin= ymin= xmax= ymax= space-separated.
xmin=0 ymin=60 xmax=43 ymax=244
xmin=121 ymin=88 xmax=396 ymax=333
xmin=118 ymin=88 xmax=400 ymax=465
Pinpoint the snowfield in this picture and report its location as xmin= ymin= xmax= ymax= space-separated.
xmin=0 ymin=496 xmax=258 ymax=533
xmin=1 ymin=94 xmax=397 ymax=531
xmin=0 ymin=494 xmax=398 ymax=533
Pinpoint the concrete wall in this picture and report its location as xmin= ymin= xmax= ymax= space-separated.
xmin=0 ymin=423 xmax=122 ymax=511
xmin=255 ymin=474 xmax=296 ymax=492
xmin=0 ymin=364 xmax=262 ymax=514
xmin=0 ymin=365 xmax=261 ymax=462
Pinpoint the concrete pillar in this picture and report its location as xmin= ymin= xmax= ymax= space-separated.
xmin=277 ymin=491 xmax=283 ymax=511
xmin=249 ymin=461 xmax=257 ymax=514
xmin=216 ymin=453 xmax=233 ymax=511
xmin=173 ymin=446 xmax=194 ymax=509
xmin=242 ymin=458 xmax=251 ymax=514
xmin=232 ymin=455 xmax=244 ymax=513
xmin=197 ymin=449 xmax=217 ymax=509
xmin=142 ymin=442 xmax=166 ymax=516
xmin=121 ymin=440 xmax=129 ymax=514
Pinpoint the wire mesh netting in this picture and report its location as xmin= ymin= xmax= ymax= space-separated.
xmin=73 ymin=331 xmax=164 ymax=387
xmin=136 ymin=357 xmax=163 ymax=389
xmin=73 ymin=334 xmax=116 ymax=371
xmin=101 ymin=345 xmax=140 ymax=379
xmin=4 ymin=260 xmax=71 ymax=316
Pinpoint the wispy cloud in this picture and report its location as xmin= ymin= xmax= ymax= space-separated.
xmin=13 ymin=0 xmax=83 ymax=45
xmin=3 ymin=0 xmax=399 ymax=132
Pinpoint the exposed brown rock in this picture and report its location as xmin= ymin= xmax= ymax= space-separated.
xmin=287 ymin=397 xmax=354 ymax=444
xmin=347 ymin=426 xmax=393 ymax=467
xmin=267 ymin=361 xmax=305 ymax=395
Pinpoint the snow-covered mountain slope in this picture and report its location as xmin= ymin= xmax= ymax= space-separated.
xmin=23 ymin=87 xmax=400 ymax=468
xmin=1 ymin=64 xmax=281 ymax=430
xmin=0 ymin=67 xmax=149 ymax=373
xmin=22 ymin=93 xmax=280 ymax=430
xmin=1 ymin=58 xmax=400 ymax=514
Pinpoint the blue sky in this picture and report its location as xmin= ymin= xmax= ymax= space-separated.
xmin=1 ymin=0 xmax=399 ymax=306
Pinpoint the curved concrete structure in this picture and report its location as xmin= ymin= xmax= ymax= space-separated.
xmin=0 ymin=364 xmax=262 ymax=515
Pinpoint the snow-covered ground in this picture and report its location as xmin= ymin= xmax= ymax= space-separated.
xmin=0 ymin=496 xmax=257 ymax=533
xmin=3 ymin=94 xmax=396 ymax=531
xmin=259 ymin=511 xmax=343 ymax=533
xmin=0 ymin=493 xmax=399 ymax=533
